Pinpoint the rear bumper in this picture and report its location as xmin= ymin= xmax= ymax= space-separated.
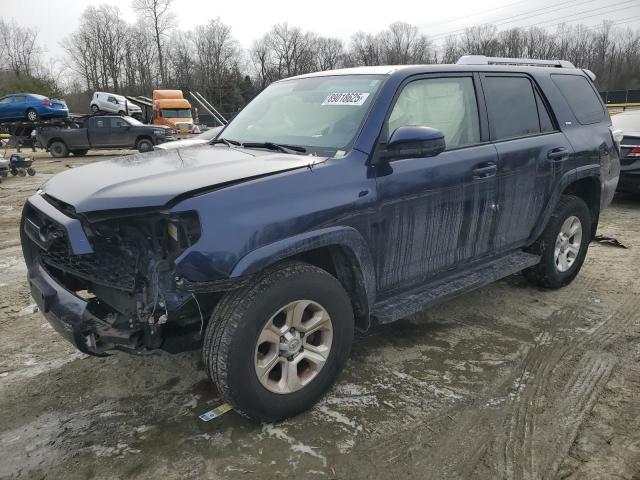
xmin=618 ymin=160 xmax=640 ymax=192
xmin=39 ymin=107 xmax=69 ymax=118
xmin=618 ymin=172 xmax=640 ymax=192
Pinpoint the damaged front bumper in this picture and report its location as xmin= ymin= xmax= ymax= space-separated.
xmin=21 ymin=193 xmax=208 ymax=356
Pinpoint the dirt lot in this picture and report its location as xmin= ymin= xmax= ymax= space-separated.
xmin=0 ymin=150 xmax=639 ymax=480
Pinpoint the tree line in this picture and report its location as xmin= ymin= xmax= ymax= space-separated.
xmin=1 ymin=1 xmax=639 ymax=113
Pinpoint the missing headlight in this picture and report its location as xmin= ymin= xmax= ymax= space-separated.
xmin=166 ymin=211 xmax=201 ymax=255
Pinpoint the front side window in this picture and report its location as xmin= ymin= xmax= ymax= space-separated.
xmin=161 ymin=109 xmax=192 ymax=118
xmin=484 ymin=76 xmax=540 ymax=140
xmin=551 ymin=74 xmax=604 ymax=125
xmin=111 ymin=118 xmax=129 ymax=128
xmin=388 ymin=77 xmax=480 ymax=149
xmin=221 ymin=75 xmax=383 ymax=153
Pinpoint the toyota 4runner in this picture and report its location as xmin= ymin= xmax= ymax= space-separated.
xmin=21 ymin=56 xmax=621 ymax=422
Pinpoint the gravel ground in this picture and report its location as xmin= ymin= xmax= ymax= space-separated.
xmin=0 ymin=150 xmax=639 ymax=480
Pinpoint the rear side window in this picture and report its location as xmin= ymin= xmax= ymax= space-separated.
xmin=13 ymin=95 xmax=26 ymax=103
xmin=483 ymin=76 xmax=540 ymax=140
xmin=551 ymin=74 xmax=604 ymax=124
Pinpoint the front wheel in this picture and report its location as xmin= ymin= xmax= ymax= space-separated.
xmin=136 ymin=138 xmax=153 ymax=153
xmin=203 ymin=261 xmax=354 ymax=422
xmin=523 ymin=195 xmax=592 ymax=289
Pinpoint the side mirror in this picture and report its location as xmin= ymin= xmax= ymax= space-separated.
xmin=383 ymin=126 xmax=446 ymax=161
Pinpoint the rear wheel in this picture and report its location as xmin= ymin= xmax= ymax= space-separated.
xmin=26 ymin=167 xmax=35 ymax=176
xmin=49 ymin=141 xmax=69 ymax=158
xmin=136 ymin=138 xmax=153 ymax=153
xmin=26 ymin=109 xmax=39 ymax=122
xmin=523 ymin=195 xmax=591 ymax=289
xmin=203 ymin=261 xmax=354 ymax=422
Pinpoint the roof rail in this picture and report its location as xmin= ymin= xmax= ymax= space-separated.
xmin=456 ymin=55 xmax=575 ymax=69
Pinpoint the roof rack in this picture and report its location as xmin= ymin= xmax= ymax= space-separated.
xmin=456 ymin=55 xmax=575 ymax=69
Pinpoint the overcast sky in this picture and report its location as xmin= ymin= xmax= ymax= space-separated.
xmin=3 ymin=0 xmax=640 ymax=63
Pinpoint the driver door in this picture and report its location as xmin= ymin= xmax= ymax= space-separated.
xmin=374 ymin=74 xmax=499 ymax=294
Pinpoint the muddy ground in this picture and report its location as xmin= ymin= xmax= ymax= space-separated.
xmin=0 ymin=150 xmax=639 ymax=480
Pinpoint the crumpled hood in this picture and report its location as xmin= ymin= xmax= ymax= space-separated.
xmin=42 ymin=146 xmax=324 ymax=213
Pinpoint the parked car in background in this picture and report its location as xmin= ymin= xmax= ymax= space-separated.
xmin=154 ymin=126 xmax=223 ymax=150
xmin=90 ymin=92 xmax=142 ymax=117
xmin=0 ymin=93 xmax=68 ymax=122
xmin=611 ymin=109 xmax=640 ymax=193
xmin=22 ymin=57 xmax=619 ymax=422
xmin=36 ymin=115 xmax=175 ymax=157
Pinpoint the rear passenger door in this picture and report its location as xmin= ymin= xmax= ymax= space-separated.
xmin=88 ymin=117 xmax=112 ymax=147
xmin=480 ymin=74 xmax=572 ymax=250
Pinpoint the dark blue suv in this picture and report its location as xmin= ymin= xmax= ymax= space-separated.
xmin=21 ymin=56 xmax=620 ymax=422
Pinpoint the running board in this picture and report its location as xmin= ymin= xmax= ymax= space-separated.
xmin=373 ymin=251 xmax=540 ymax=324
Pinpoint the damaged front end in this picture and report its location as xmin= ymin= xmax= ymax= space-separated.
xmin=21 ymin=192 xmax=214 ymax=356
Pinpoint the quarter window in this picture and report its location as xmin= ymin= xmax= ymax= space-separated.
xmin=551 ymin=74 xmax=604 ymax=125
xmin=388 ymin=77 xmax=481 ymax=149
xmin=484 ymin=76 xmax=540 ymax=140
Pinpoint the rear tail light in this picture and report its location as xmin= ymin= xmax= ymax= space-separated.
xmin=41 ymin=100 xmax=53 ymax=107
xmin=628 ymin=147 xmax=640 ymax=158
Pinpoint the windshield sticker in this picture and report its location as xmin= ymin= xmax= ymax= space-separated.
xmin=322 ymin=92 xmax=370 ymax=106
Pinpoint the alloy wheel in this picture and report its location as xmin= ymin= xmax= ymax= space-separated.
xmin=254 ymin=299 xmax=333 ymax=394
xmin=554 ymin=215 xmax=582 ymax=272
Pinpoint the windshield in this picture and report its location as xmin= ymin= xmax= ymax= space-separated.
xmin=221 ymin=75 xmax=383 ymax=153
xmin=161 ymin=109 xmax=192 ymax=119
xmin=124 ymin=116 xmax=144 ymax=126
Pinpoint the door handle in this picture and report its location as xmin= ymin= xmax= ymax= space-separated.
xmin=547 ymin=147 xmax=569 ymax=161
xmin=472 ymin=162 xmax=497 ymax=179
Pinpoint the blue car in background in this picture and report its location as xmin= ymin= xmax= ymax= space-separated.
xmin=0 ymin=93 xmax=68 ymax=122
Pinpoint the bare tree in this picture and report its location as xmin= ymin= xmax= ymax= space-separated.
xmin=132 ymin=0 xmax=174 ymax=86
xmin=0 ymin=20 xmax=41 ymax=76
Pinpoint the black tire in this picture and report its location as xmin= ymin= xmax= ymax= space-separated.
xmin=203 ymin=261 xmax=354 ymax=422
xmin=10 ymin=169 xmax=17 ymax=176
xmin=91 ymin=104 xmax=99 ymax=114
xmin=26 ymin=167 xmax=35 ymax=176
xmin=523 ymin=195 xmax=592 ymax=289
xmin=136 ymin=138 xmax=153 ymax=153
xmin=49 ymin=141 xmax=69 ymax=158
xmin=71 ymin=149 xmax=88 ymax=156
xmin=26 ymin=109 xmax=39 ymax=122
xmin=118 ymin=110 xmax=125 ymax=116
xmin=17 ymin=169 xmax=26 ymax=177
